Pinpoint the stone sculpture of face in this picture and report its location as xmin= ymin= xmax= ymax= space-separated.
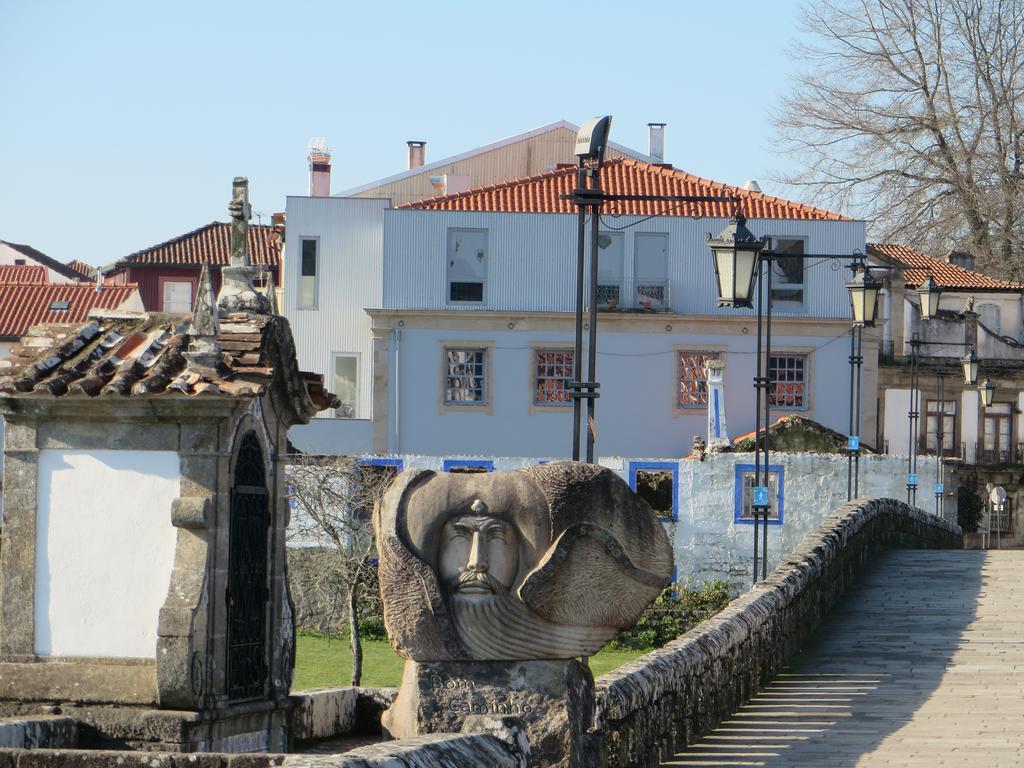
xmin=438 ymin=502 xmax=520 ymax=599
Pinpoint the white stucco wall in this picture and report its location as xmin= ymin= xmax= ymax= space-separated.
xmin=675 ymin=451 xmax=937 ymax=592
xmin=292 ymin=451 xmax=931 ymax=596
xmin=34 ymin=449 xmax=180 ymax=658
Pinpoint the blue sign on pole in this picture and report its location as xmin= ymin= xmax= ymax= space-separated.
xmin=907 ymin=473 xmax=918 ymax=487
xmin=848 ymin=435 xmax=860 ymax=452
xmin=935 ymin=482 xmax=945 ymax=495
xmin=754 ymin=486 xmax=770 ymax=507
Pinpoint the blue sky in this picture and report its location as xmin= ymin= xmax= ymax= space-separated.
xmin=0 ymin=1 xmax=811 ymax=267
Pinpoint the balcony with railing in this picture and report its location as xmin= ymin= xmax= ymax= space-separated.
xmin=958 ymin=441 xmax=1024 ymax=465
xmin=596 ymin=277 xmax=672 ymax=312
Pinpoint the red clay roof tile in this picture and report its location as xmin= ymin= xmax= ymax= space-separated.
xmin=119 ymin=222 xmax=281 ymax=268
xmin=398 ymin=158 xmax=848 ymax=220
xmin=867 ymin=243 xmax=1023 ymax=291
xmin=0 ymin=266 xmax=48 ymax=285
xmin=0 ymin=283 xmax=139 ymax=340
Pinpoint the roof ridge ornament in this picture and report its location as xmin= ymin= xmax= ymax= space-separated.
xmin=184 ymin=264 xmax=222 ymax=374
xmin=217 ymin=177 xmax=271 ymax=316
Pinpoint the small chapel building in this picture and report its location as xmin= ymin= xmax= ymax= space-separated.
xmin=0 ymin=179 xmax=335 ymax=752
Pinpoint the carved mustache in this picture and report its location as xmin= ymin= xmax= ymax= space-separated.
xmin=455 ymin=569 xmax=507 ymax=596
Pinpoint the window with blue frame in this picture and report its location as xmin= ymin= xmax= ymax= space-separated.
xmin=442 ymin=458 xmax=494 ymax=473
xmin=628 ymin=461 xmax=678 ymax=521
xmin=734 ymin=464 xmax=783 ymax=525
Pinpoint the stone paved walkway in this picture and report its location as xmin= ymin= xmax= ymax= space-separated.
xmin=664 ymin=549 xmax=1024 ymax=767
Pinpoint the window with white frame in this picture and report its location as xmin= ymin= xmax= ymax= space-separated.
xmin=162 ymin=281 xmax=193 ymax=313
xmin=333 ymin=354 xmax=358 ymax=419
xmin=534 ymin=349 xmax=574 ymax=405
xmin=634 ymin=233 xmax=669 ymax=309
xmin=770 ymin=238 xmax=805 ymax=308
xmin=447 ymin=229 xmax=487 ymax=303
xmin=677 ymin=351 xmax=719 ymax=408
xmin=596 ymin=231 xmax=624 ymax=308
xmin=444 ymin=348 xmax=487 ymax=404
xmin=298 ymin=238 xmax=319 ymax=309
xmin=736 ymin=467 xmax=781 ymax=521
xmin=768 ymin=354 xmax=806 ymax=409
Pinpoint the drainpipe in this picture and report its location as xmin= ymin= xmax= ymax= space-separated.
xmin=392 ymin=328 xmax=401 ymax=453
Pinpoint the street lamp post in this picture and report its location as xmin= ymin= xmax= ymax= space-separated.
xmin=845 ymin=264 xmax=881 ymax=499
xmin=708 ymin=220 xmax=872 ymax=584
xmin=567 ymin=116 xmax=735 ymax=463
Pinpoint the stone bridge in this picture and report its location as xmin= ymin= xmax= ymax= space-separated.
xmin=6 ymin=497 xmax=1004 ymax=767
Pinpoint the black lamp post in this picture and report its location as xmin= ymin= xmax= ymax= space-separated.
xmin=708 ymin=219 xmax=872 ymax=584
xmin=708 ymin=217 xmax=769 ymax=585
xmin=845 ymin=264 xmax=881 ymax=500
xmin=567 ymin=116 xmax=735 ymax=463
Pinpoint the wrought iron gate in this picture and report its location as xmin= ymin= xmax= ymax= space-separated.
xmin=226 ymin=432 xmax=270 ymax=701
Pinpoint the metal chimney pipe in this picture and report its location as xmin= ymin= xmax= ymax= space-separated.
xmin=407 ymin=141 xmax=426 ymax=170
xmin=647 ymin=123 xmax=666 ymax=163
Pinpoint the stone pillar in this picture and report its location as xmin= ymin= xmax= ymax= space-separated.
xmin=705 ymin=359 xmax=730 ymax=451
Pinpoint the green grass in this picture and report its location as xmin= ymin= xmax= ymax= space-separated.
xmin=292 ymin=633 xmax=650 ymax=690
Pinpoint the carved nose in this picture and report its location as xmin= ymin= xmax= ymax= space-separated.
xmin=467 ymin=530 xmax=488 ymax=573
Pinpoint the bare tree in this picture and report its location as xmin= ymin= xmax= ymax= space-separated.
xmin=287 ymin=455 xmax=396 ymax=686
xmin=776 ymin=0 xmax=1024 ymax=277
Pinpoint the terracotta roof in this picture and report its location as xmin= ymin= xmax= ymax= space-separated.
xmin=66 ymin=260 xmax=96 ymax=279
xmin=117 ymin=222 xmax=281 ymax=268
xmin=398 ymin=157 xmax=848 ymax=220
xmin=0 ymin=266 xmax=48 ymax=284
xmin=0 ymin=241 xmax=88 ymax=281
xmin=868 ymin=243 xmax=1024 ymax=291
xmin=0 ymin=312 xmax=335 ymax=416
xmin=0 ymin=283 xmax=140 ymax=340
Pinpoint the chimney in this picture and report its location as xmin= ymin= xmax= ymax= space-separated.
xmin=407 ymin=141 xmax=426 ymax=169
xmin=742 ymin=179 xmax=763 ymax=193
xmin=307 ymin=138 xmax=331 ymax=197
xmin=647 ymin=122 xmax=666 ymax=163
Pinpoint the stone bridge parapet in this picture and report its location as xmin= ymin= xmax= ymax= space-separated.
xmin=594 ymin=497 xmax=962 ymax=767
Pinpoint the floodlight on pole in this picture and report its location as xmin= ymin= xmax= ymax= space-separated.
xmin=574 ymin=116 xmax=613 ymax=164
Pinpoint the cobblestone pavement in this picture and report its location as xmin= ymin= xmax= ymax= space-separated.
xmin=664 ymin=549 xmax=1024 ymax=767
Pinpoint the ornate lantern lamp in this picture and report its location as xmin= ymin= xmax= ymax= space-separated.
xmin=961 ymin=349 xmax=979 ymax=387
xmin=846 ymin=267 xmax=882 ymax=326
xmin=917 ymin=274 xmax=941 ymax=320
xmin=707 ymin=214 xmax=766 ymax=308
xmin=979 ymin=377 xmax=996 ymax=407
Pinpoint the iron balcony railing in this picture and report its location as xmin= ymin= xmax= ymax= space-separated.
xmin=958 ymin=441 xmax=1024 ymax=465
xmin=595 ymin=277 xmax=672 ymax=312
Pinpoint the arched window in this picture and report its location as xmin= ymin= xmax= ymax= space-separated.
xmin=226 ymin=431 xmax=270 ymax=701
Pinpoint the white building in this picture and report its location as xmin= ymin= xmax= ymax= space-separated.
xmin=285 ymin=155 xmax=871 ymax=459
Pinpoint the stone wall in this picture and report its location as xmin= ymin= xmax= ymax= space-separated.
xmin=593 ymin=497 xmax=961 ymax=768
xmin=672 ymin=452 xmax=940 ymax=591
xmin=287 ymin=452 xmax=933 ymax=595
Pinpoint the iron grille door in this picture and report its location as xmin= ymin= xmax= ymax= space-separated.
xmin=226 ymin=433 xmax=270 ymax=701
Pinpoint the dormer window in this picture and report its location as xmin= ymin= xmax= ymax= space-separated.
xmin=447 ymin=228 xmax=487 ymax=303
xmin=49 ymin=300 xmax=70 ymax=311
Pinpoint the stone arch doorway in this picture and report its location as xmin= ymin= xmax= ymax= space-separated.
xmin=226 ymin=431 xmax=271 ymax=701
